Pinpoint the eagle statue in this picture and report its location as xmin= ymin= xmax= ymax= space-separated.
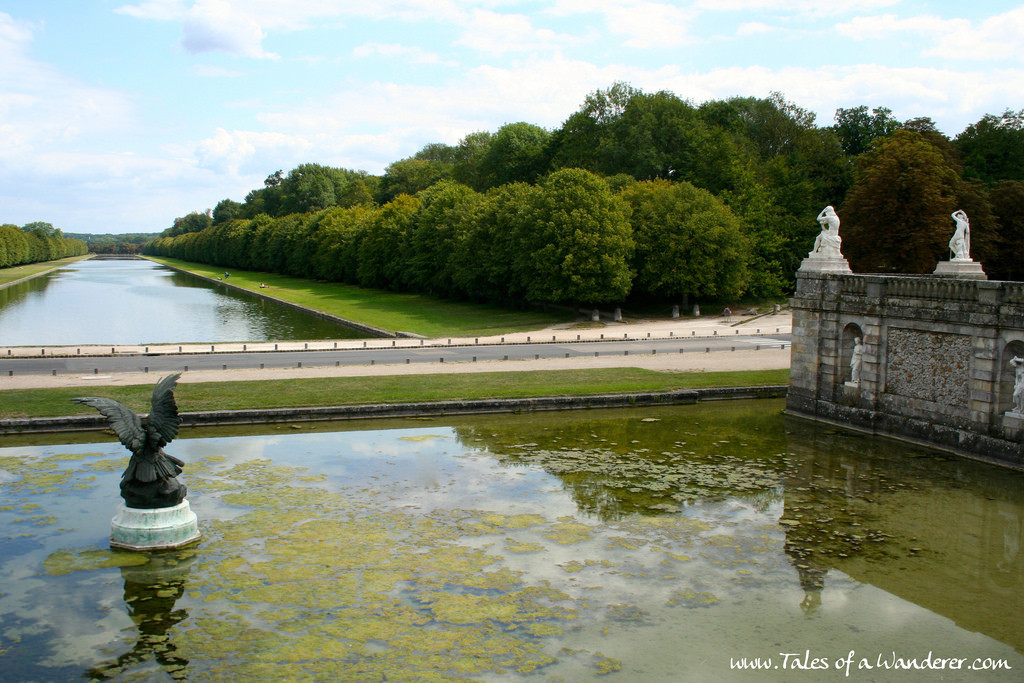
xmin=73 ymin=372 xmax=188 ymax=509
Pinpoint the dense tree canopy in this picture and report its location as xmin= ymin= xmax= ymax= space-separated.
xmin=623 ymin=180 xmax=747 ymax=302
xmin=833 ymin=105 xmax=902 ymax=156
xmin=514 ymin=168 xmax=633 ymax=304
xmin=0 ymin=223 xmax=87 ymax=268
xmin=955 ymin=110 xmax=1024 ymax=184
xmin=842 ymin=131 xmax=961 ymax=273
xmin=146 ymin=84 xmax=1024 ymax=310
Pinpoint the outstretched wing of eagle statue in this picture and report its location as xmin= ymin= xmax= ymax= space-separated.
xmin=73 ymin=373 xmax=188 ymax=509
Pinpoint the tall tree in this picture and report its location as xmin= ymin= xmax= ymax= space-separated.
xmin=622 ymin=180 xmax=748 ymax=303
xmin=955 ymin=110 xmax=1024 ymax=184
xmin=841 ymin=130 xmax=960 ymax=273
xmin=407 ymin=181 xmax=482 ymax=296
xmin=451 ymin=182 xmax=537 ymax=302
xmin=165 ymin=211 xmax=212 ymax=237
xmin=478 ymin=122 xmax=550 ymax=189
xmin=833 ymin=105 xmax=901 ymax=156
xmin=988 ymin=180 xmax=1024 ymax=281
xmin=212 ymin=199 xmax=243 ymax=225
xmin=22 ymin=221 xmax=61 ymax=238
xmin=514 ymin=169 xmax=633 ymax=304
xmin=357 ymin=194 xmax=420 ymax=290
xmin=377 ymin=159 xmax=451 ymax=204
xmin=452 ymin=131 xmax=493 ymax=190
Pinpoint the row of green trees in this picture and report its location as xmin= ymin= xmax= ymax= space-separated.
xmin=66 ymin=232 xmax=156 ymax=255
xmin=153 ymin=85 xmax=1024 ymax=305
xmin=146 ymin=170 xmax=748 ymax=305
xmin=0 ymin=223 xmax=88 ymax=269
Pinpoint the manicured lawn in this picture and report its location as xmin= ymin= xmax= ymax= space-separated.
xmin=0 ymin=368 xmax=790 ymax=419
xmin=146 ymin=257 xmax=571 ymax=337
xmin=0 ymin=255 xmax=91 ymax=286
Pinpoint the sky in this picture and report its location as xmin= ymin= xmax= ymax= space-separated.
xmin=3 ymin=1 xmax=1024 ymax=235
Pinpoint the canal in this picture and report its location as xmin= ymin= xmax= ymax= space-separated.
xmin=0 ymin=258 xmax=370 ymax=346
xmin=1 ymin=401 xmax=1021 ymax=681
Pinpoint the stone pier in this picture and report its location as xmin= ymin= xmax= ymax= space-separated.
xmin=787 ymin=271 xmax=1024 ymax=468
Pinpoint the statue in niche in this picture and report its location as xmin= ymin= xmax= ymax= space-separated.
xmin=73 ymin=373 xmax=187 ymax=509
xmin=811 ymin=205 xmax=844 ymax=259
xmin=949 ymin=210 xmax=971 ymax=261
xmin=1010 ymin=357 xmax=1024 ymax=414
xmin=850 ymin=337 xmax=863 ymax=385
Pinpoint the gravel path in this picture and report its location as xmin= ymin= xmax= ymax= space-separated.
xmin=1 ymin=313 xmax=791 ymax=389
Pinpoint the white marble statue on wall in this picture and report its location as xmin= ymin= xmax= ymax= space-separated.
xmin=949 ymin=210 xmax=971 ymax=261
xmin=1011 ymin=357 xmax=1024 ymax=415
xmin=933 ymin=208 xmax=987 ymax=278
xmin=850 ymin=337 xmax=863 ymax=385
xmin=811 ymin=205 xmax=844 ymax=259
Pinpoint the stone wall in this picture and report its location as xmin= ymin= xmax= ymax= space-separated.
xmin=787 ymin=271 xmax=1024 ymax=468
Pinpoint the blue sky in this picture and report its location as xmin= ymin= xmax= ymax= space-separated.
xmin=2 ymin=0 xmax=1024 ymax=234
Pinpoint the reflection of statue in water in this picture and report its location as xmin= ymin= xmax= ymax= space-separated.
xmin=73 ymin=373 xmax=186 ymax=509
xmin=950 ymin=210 xmax=971 ymax=261
xmin=811 ymin=206 xmax=843 ymax=259
xmin=84 ymin=553 xmax=193 ymax=681
xmin=1010 ymin=357 xmax=1024 ymax=414
xmin=850 ymin=337 xmax=863 ymax=385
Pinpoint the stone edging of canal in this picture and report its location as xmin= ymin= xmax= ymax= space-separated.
xmin=153 ymin=258 xmax=410 ymax=340
xmin=0 ymin=385 xmax=788 ymax=435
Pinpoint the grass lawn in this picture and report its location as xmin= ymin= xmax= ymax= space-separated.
xmin=0 ymin=368 xmax=790 ymax=419
xmin=0 ymin=255 xmax=91 ymax=287
xmin=146 ymin=257 xmax=571 ymax=338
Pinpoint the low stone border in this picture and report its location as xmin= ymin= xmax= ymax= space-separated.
xmin=153 ymin=259 xmax=403 ymax=339
xmin=0 ymin=385 xmax=788 ymax=435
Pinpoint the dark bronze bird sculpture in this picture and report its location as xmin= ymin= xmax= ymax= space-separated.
xmin=73 ymin=373 xmax=187 ymax=509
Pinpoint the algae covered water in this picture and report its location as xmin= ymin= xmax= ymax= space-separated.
xmin=1 ymin=400 xmax=1022 ymax=681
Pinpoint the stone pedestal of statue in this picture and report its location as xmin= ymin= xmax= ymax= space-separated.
xmin=1002 ymin=411 xmax=1024 ymax=441
xmin=933 ymin=259 xmax=987 ymax=280
xmin=799 ymin=256 xmax=852 ymax=274
xmin=111 ymin=499 xmax=200 ymax=551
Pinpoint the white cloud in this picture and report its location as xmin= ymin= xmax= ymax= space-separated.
xmin=694 ymin=0 xmax=898 ymax=14
xmin=609 ymin=1 xmax=698 ymax=48
xmin=0 ymin=13 xmax=136 ymax=158
xmin=455 ymin=9 xmax=578 ymax=55
xmin=114 ymin=0 xmax=189 ymax=22
xmin=927 ymin=7 xmax=1024 ymax=61
xmin=836 ymin=13 xmax=965 ymax=40
xmin=736 ymin=21 xmax=773 ymax=36
xmin=195 ymin=127 xmax=312 ymax=174
xmin=180 ymin=0 xmax=278 ymax=59
xmin=115 ymin=0 xmax=470 ymax=56
xmin=193 ymin=64 xmax=246 ymax=77
xmin=352 ymin=42 xmax=454 ymax=66
xmin=548 ymin=0 xmax=697 ymax=48
xmin=836 ymin=8 xmax=1024 ymax=62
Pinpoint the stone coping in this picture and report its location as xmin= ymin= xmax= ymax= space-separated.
xmin=0 ymin=385 xmax=788 ymax=435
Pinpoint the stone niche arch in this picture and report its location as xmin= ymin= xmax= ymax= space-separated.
xmin=998 ymin=339 xmax=1024 ymax=416
xmin=839 ymin=322 xmax=864 ymax=385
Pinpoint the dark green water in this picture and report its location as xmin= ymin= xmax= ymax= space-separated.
xmin=1 ymin=400 xmax=1022 ymax=681
xmin=0 ymin=259 xmax=369 ymax=345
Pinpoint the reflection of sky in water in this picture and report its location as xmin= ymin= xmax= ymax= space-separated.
xmin=0 ymin=259 xmax=365 ymax=344
xmin=1 ymin=409 xmax=1023 ymax=681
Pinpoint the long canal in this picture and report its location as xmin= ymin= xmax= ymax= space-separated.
xmin=0 ymin=258 xmax=369 ymax=346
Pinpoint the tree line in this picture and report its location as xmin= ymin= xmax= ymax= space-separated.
xmin=0 ymin=222 xmax=88 ymax=269
xmin=146 ymin=85 xmax=1024 ymax=307
xmin=66 ymin=232 xmax=157 ymax=255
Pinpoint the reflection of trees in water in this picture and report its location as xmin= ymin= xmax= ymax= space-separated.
xmin=85 ymin=552 xmax=194 ymax=681
xmin=450 ymin=403 xmax=790 ymax=521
